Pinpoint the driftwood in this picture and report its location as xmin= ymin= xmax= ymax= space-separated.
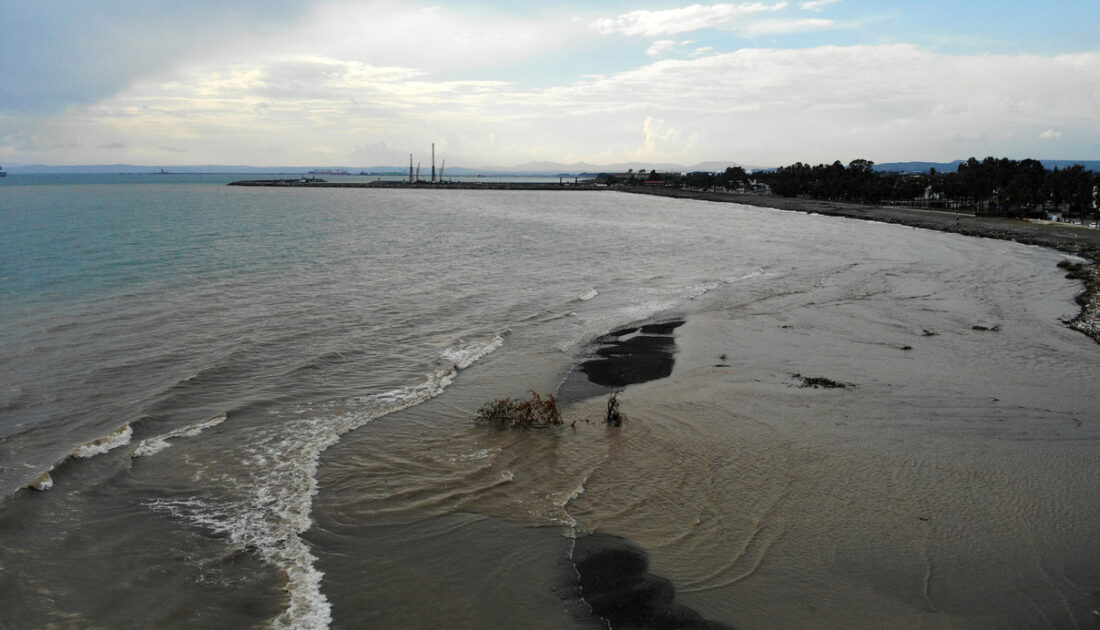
xmin=605 ymin=392 xmax=626 ymax=426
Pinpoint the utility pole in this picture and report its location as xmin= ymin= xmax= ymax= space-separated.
xmin=409 ymin=154 xmax=414 ymax=184
xmin=431 ymin=143 xmax=436 ymax=183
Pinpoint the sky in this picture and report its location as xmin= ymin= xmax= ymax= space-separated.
xmin=2 ymin=0 xmax=1099 ymax=168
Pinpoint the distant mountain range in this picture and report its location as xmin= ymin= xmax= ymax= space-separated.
xmin=3 ymin=159 xmax=1097 ymax=176
xmin=872 ymin=160 xmax=1100 ymax=173
xmin=1 ymin=160 xmax=755 ymax=176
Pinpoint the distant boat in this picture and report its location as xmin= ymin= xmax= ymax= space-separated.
xmin=0 ymin=166 xmax=6 ymax=178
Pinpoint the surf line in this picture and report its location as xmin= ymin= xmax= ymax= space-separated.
xmin=149 ymin=334 xmax=505 ymax=630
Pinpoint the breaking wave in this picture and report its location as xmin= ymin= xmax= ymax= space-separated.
xmin=72 ymin=423 xmax=133 ymax=459
xmin=146 ymin=334 xmax=504 ymax=630
xmin=441 ymin=333 xmax=504 ymax=370
xmin=25 ymin=423 xmax=134 ymax=492
xmin=132 ymin=412 xmax=227 ymax=458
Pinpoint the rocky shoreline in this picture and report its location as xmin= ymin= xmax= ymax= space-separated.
xmin=620 ymin=186 xmax=1100 ymax=344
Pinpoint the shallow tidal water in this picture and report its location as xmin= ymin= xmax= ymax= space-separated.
xmin=1 ymin=176 xmax=1098 ymax=628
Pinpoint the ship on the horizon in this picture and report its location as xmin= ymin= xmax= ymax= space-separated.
xmin=0 ymin=166 xmax=7 ymax=178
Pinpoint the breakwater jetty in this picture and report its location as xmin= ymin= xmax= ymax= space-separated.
xmin=228 ymin=179 xmax=602 ymax=191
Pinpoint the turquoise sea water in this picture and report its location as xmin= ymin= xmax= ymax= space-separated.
xmin=1 ymin=175 xmax=1098 ymax=629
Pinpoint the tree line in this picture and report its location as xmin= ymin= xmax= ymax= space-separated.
xmin=758 ymin=157 xmax=1098 ymax=219
xmin=598 ymin=157 xmax=1099 ymax=220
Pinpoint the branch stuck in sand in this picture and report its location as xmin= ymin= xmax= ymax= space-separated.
xmin=605 ymin=392 xmax=626 ymax=426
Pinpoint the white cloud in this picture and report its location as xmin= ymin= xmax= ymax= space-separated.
xmin=647 ymin=40 xmax=680 ymax=57
xmin=591 ymin=2 xmax=788 ymax=37
xmin=744 ymin=18 xmax=834 ymax=34
xmin=800 ymin=0 xmax=840 ymax=11
xmin=5 ymin=45 xmax=1100 ymax=166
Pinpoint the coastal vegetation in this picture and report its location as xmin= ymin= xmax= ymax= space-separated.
xmin=762 ymin=157 xmax=1098 ymax=219
xmin=601 ymin=157 xmax=1099 ymax=222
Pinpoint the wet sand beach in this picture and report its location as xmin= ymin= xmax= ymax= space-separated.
xmin=619 ymin=187 xmax=1100 ymax=256
xmin=621 ymin=187 xmax=1100 ymax=345
xmin=558 ymin=284 xmax=1099 ymax=628
xmin=546 ymin=199 xmax=1100 ymax=628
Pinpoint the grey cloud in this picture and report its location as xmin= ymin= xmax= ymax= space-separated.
xmin=0 ymin=1 xmax=312 ymax=112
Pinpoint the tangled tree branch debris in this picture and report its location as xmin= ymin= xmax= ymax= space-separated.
xmin=474 ymin=391 xmax=562 ymax=428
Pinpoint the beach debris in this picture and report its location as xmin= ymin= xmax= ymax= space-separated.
xmin=921 ymin=329 xmax=937 ymax=337
xmin=605 ymin=392 xmax=627 ymax=426
xmin=1060 ymin=256 xmax=1100 ymax=343
xmin=971 ymin=324 xmax=1001 ymax=332
xmin=474 ymin=391 xmax=562 ymax=428
xmin=793 ymin=373 xmax=852 ymax=389
xmin=900 ymin=345 xmax=913 ymax=351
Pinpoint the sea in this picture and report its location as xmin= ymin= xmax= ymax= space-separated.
xmin=1 ymin=174 xmax=1098 ymax=629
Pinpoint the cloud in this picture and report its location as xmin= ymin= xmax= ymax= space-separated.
xmin=591 ymin=2 xmax=789 ymax=37
xmin=0 ymin=2 xmax=582 ymax=113
xmin=647 ymin=40 xmax=681 ymax=57
xmin=0 ymin=1 xmax=311 ymax=111
xmin=5 ymin=44 xmax=1099 ymax=166
xmin=511 ymin=45 xmax=1100 ymax=163
xmin=800 ymin=0 xmax=840 ymax=11
xmin=743 ymin=18 xmax=835 ymax=34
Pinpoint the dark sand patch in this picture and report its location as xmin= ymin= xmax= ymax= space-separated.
xmin=571 ymin=533 xmax=734 ymax=630
xmin=558 ymin=319 xmax=684 ymax=403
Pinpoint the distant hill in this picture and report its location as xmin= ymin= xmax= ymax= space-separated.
xmin=5 ymin=164 xmax=310 ymax=174
xmin=3 ymin=160 xmax=763 ymax=176
xmin=6 ymin=159 xmax=1095 ymax=176
xmin=875 ymin=159 xmax=1100 ymax=173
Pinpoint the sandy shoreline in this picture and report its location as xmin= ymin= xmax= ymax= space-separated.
xmin=618 ymin=187 xmax=1100 ymax=256
xmin=555 ymin=226 xmax=1100 ymax=627
xmin=619 ymin=186 xmax=1100 ymax=344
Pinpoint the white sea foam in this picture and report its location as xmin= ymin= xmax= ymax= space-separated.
xmin=28 ymin=471 xmax=53 ymax=491
xmin=72 ymin=424 xmax=133 ymax=459
xmin=133 ymin=412 xmax=228 ymax=458
xmin=449 ymin=448 xmax=497 ymax=463
xmin=726 ymin=268 xmax=765 ymax=283
xmin=145 ymin=338 xmax=503 ymax=630
xmin=578 ymin=289 xmax=599 ymax=301
xmin=441 ymin=333 xmax=504 ymax=370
